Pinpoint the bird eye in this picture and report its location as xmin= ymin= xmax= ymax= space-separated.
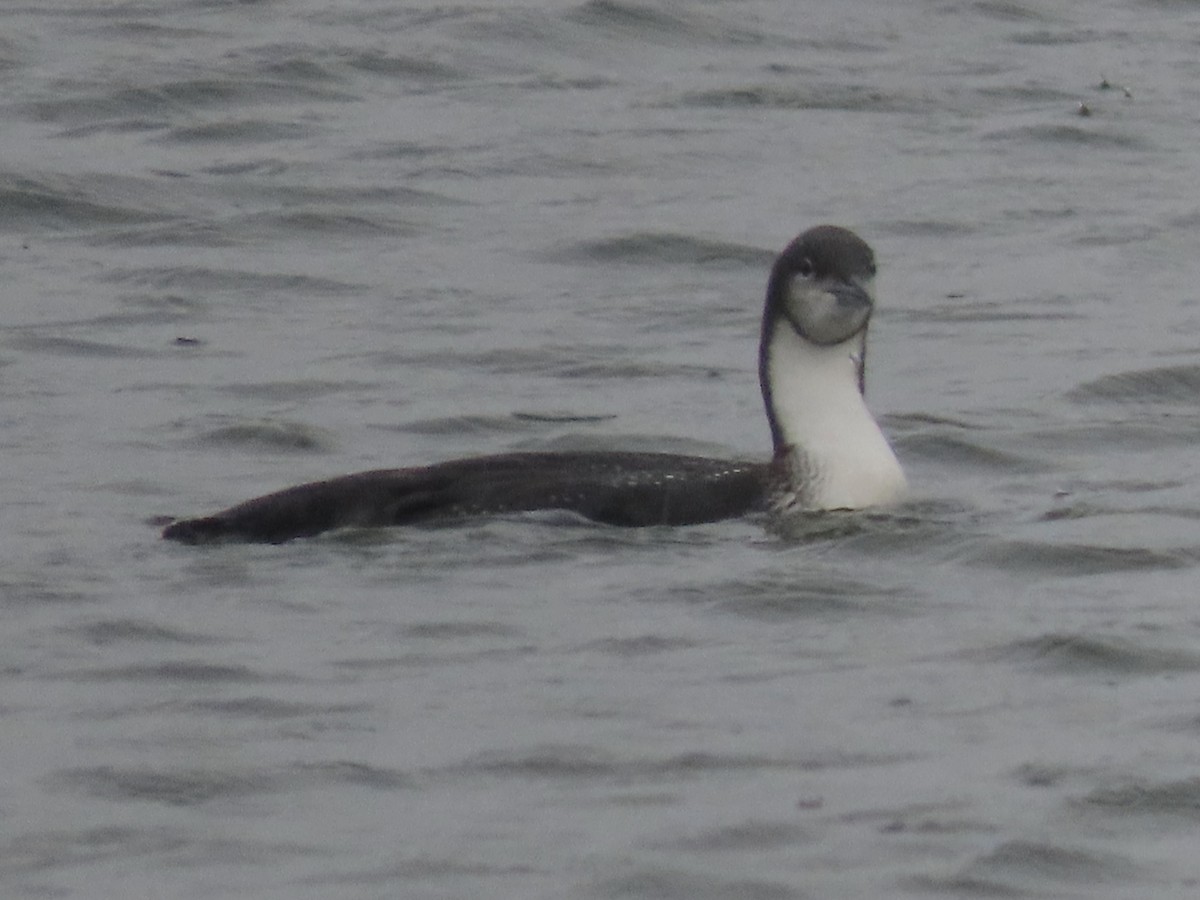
xmin=796 ymin=257 xmax=814 ymax=277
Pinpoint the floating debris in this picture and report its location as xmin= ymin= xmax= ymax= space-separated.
xmin=1098 ymin=75 xmax=1132 ymax=99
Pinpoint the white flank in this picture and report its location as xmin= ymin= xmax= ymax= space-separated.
xmin=767 ymin=324 xmax=906 ymax=510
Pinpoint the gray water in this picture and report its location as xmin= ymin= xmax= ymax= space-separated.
xmin=5 ymin=0 xmax=1200 ymax=897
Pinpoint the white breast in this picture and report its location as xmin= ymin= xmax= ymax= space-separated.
xmin=766 ymin=325 xmax=906 ymax=511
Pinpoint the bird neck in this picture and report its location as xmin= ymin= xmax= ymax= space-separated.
xmin=760 ymin=321 xmax=905 ymax=510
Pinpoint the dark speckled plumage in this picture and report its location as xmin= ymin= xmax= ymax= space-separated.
xmin=161 ymin=452 xmax=773 ymax=544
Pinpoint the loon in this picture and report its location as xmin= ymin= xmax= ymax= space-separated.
xmin=161 ymin=225 xmax=906 ymax=544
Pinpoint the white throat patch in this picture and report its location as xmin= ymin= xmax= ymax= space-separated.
xmin=766 ymin=323 xmax=906 ymax=511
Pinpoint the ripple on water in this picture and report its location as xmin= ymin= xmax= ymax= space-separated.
xmin=399 ymin=619 xmax=522 ymax=640
xmin=67 ymin=617 xmax=217 ymax=646
xmin=1009 ymin=421 xmax=1200 ymax=458
xmin=341 ymin=48 xmax=466 ymax=82
xmin=57 ymin=661 xmax=266 ymax=684
xmin=224 ymin=208 xmax=420 ymax=239
xmin=8 ymin=334 xmax=162 ymax=360
xmin=443 ymin=745 xmax=914 ymax=783
xmin=565 ymin=0 xmax=781 ymax=47
xmin=0 ymin=825 xmax=190 ymax=875
xmin=960 ymin=539 xmax=1189 ymax=576
xmin=25 ymin=77 xmax=355 ymax=129
xmin=46 ymin=765 xmax=283 ymax=807
xmin=641 ymin=570 xmax=912 ymax=622
xmin=184 ymin=418 xmax=337 ymax=454
xmin=0 ymin=824 xmax=329 ymax=881
xmin=1080 ymin=777 xmax=1200 ymax=821
xmin=982 ymin=123 xmax=1149 ymax=150
xmin=175 ymin=696 xmax=371 ymax=721
xmin=579 ymin=868 xmax=803 ymax=900
xmin=972 ymin=633 xmax=1200 ymax=676
xmin=1068 ymin=364 xmax=1200 ymax=405
xmin=293 ymin=760 xmax=413 ymax=791
xmin=295 ymin=856 xmax=542 ymax=891
xmin=43 ymin=759 xmax=412 ymax=810
xmin=434 ymin=0 xmax=783 ymax=59
xmin=89 ymin=219 xmax=237 ymax=248
xmin=211 ymin=379 xmax=381 ymax=403
xmin=652 ymin=819 xmax=815 ymax=852
xmin=540 ymin=232 xmax=772 ymax=268
xmin=900 ymin=295 xmax=1084 ymax=324
xmin=670 ymin=83 xmax=923 ymax=113
xmin=578 ymin=634 xmax=700 ymax=657
xmin=909 ymin=839 xmax=1143 ymax=896
xmin=98 ymin=265 xmax=361 ymax=296
xmin=155 ymin=118 xmax=317 ymax=144
xmin=0 ymin=172 xmax=172 ymax=230
xmin=772 ymin=504 xmax=964 ymax=563
xmin=895 ymin=430 xmax=1051 ymax=474
xmin=393 ymin=412 xmax=589 ymax=437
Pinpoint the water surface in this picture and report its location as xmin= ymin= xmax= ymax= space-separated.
xmin=5 ymin=1 xmax=1200 ymax=897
